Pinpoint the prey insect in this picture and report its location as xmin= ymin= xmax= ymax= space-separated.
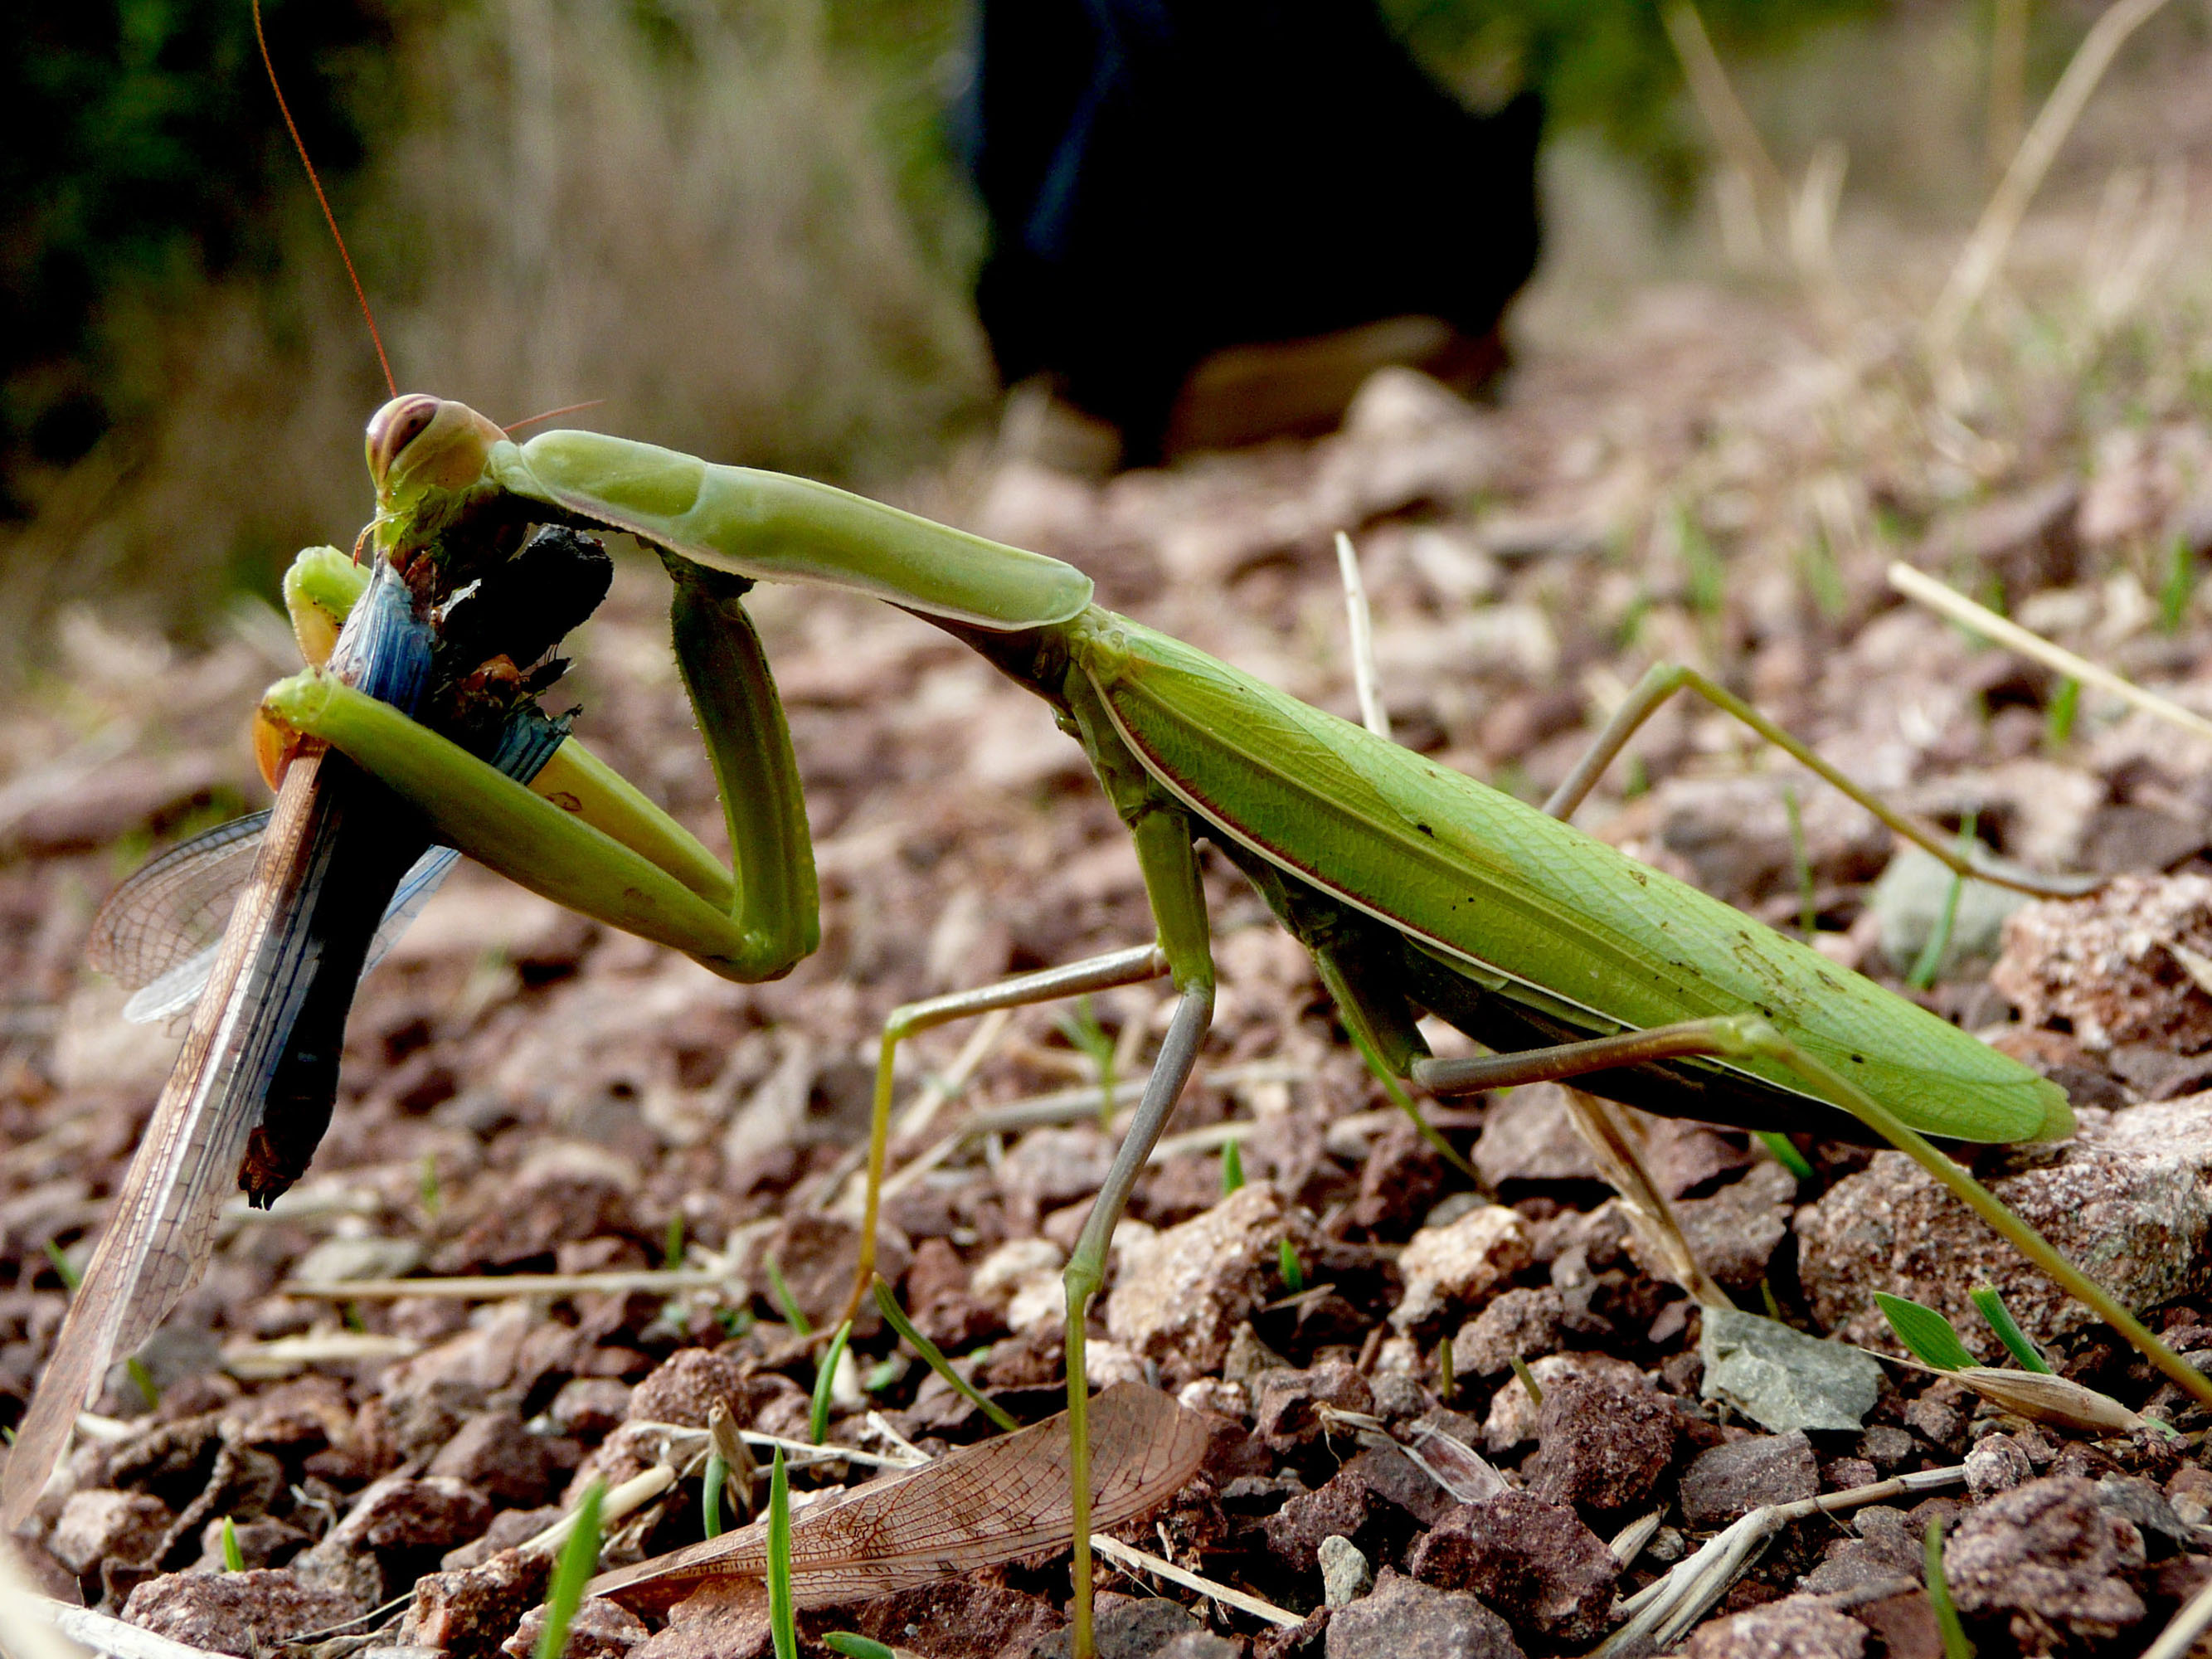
xmin=12 ymin=390 xmax=2182 ymax=1657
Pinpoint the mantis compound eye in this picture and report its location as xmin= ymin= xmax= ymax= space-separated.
xmin=366 ymin=394 xmax=443 ymax=482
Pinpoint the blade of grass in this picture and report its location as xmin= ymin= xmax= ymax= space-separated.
xmin=2046 ymin=676 xmax=2080 ymax=749
xmin=41 ymin=1241 xmax=80 ymax=1294
xmin=1926 ymin=1516 xmax=1976 ymax=1659
xmin=1509 ymin=1355 xmax=1544 ymax=1408
xmin=536 ymin=1477 xmax=604 ymax=1659
xmin=1782 ymin=784 xmax=1816 ymax=941
xmin=1277 ymin=1239 xmax=1305 ymax=1295
xmin=1757 ymin=1131 xmax=1814 ymax=1181
xmin=1908 ymin=810 xmax=1976 ymax=990
xmin=1874 ymin=1292 xmax=1976 ymax=1372
xmin=872 ymin=1278 xmax=1018 ymax=1433
xmin=1969 ymin=1286 xmax=2054 ymax=1374
xmin=764 ymin=1255 xmax=812 ymax=1337
xmin=811 ymin=1320 xmax=853 ymax=1445
xmin=702 ymin=1451 xmax=727 ymax=1539
xmin=1219 ymin=1138 xmax=1243 ymax=1195
xmin=768 ymin=1450 xmax=796 ymax=1659
xmin=221 ymin=1515 xmax=245 ymax=1572
xmin=824 ymin=1639 xmax=902 ymax=1659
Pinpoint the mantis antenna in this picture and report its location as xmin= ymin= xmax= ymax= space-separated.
xmin=252 ymin=0 xmax=396 ymax=399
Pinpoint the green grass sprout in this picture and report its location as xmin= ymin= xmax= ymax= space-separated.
xmin=824 ymin=1638 xmax=899 ymax=1659
xmin=419 ymin=1153 xmax=443 ymax=1219
xmin=1056 ymin=995 xmax=1116 ymax=1125
xmin=764 ymin=1254 xmax=812 ymax=1336
xmin=663 ymin=1213 xmax=687 ymax=1272
xmin=42 ymin=1239 xmax=80 ymax=1294
xmin=1219 ymin=1137 xmax=1244 ymax=1195
xmin=2046 ymin=676 xmax=2080 ymax=749
xmin=2162 ymin=533 xmax=2196 ymax=634
xmin=1509 ymin=1354 xmax=1544 ymax=1408
xmin=1926 ymin=1516 xmax=1976 ymax=1659
xmin=536 ymin=1478 xmax=604 ymax=1659
xmin=811 ymin=1319 xmax=853 ymax=1444
xmin=1970 ymin=1285 xmax=2054 ymax=1374
xmin=873 ymin=1277 xmax=1018 ymax=1433
xmin=1908 ymin=810 xmax=1976 ymax=990
xmin=1757 ymin=1131 xmax=1815 ymax=1181
xmin=1782 ymin=784 xmax=1816 ymax=941
xmin=769 ymin=1450 xmax=797 ymax=1659
xmin=1874 ymin=1292 xmax=1976 ymax=1372
xmin=221 ymin=1515 xmax=245 ymax=1572
xmin=1277 ymin=1238 xmax=1305 ymax=1295
xmin=702 ymin=1449 xmax=727 ymax=1539
xmin=126 ymin=1357 xmax=160 ymax=1413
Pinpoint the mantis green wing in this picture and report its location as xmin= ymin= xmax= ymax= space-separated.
xmin=1070 ymin=611 xmax=2073 ymax=1147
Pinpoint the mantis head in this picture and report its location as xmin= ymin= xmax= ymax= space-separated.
xmin=367 ymin=394 xmax=508 ymax=524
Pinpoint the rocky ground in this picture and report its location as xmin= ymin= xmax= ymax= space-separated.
xmin=14 ymin=101 xmax=2212 ymax=1658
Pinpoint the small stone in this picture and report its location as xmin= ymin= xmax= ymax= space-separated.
xmin=1966 ymin=1434 xmax=2034 ymax=1500
xmin=1022 ymin=1591 xmax=1205 ymax=1658
xmin=332 ymin=1475 xmax=495 ymax=1555
xmin=1859 ymin=1425 xmax=1917 ymax=1473
xmin=997 ymin=1125 xmax=1116 ymax=1231
xmin=1471 ymin=1083 xmax=1600 ymax=1189
xmin=1700 ymin=1307 xmax=1881 ymax=1433
xmin=1900 ymin=1393 xmax=1963 ymax=1451
xmin=429 ymin=1409 xmax=564 ymax=1508
xmin=1664 ymin=1162 xmax=1796 ymax=1289
xmin=970 ymin=1237 xmax=1066 ymax=1301
xmin=626 ymin=1350 xmax=806 ymax=1431
xmin=1679 ymin=1593 xmax=1867 ymax=1658
xmin=1388 ymin=1204 xmax=1533 ymax=1335
xmin=1345 ymin=1122 xmax=1448 ymax=1238
xmin=401 ymin=1547 xmax=553 ymax=1659
xmin=1405 ymin=1491 xmax=1617 ymax=1642
xmin=1451 ymin=1287 xmax=1563 ymax=1378
xmin=1481 ymin=1352 xmax=1647 ymax=1452
xmin=48 ymin=1489 xmax=172 ymax=1576
xmin=294 ymin=1236 xmax=425 ymax=1284
xmin=1320 ymin=1535 xmax=1373 ymax=1608
xmin=1254 ymin=1362 xmax=1373 ymax=1453
xmin=431 ymin=1168 xmax=634 ymax=1273
xmin=2096 ymin=1473 xmax=2193 ymax=1559
xmin=442 ymin=1506 xmax=564 ymax=1572
xmin=503 ymin=1597 xmax=647 ymax=1659
xmin=547 ymin=1378 xmax=632 ymax=1439
xmin=1105 ymin=1183 xmax=1327 ymax=1380
xmin=1264 ymin=1466 xmax=1413 ymax=1568
xmin=1798 ymin=1101 xmax=2212 ymax=1358
xmin=1677 ymin=1432 xmax=1821 ymax=1529
xmin=124 ymin=1570 xmax=367 ymax=1656
xmin=1992 ymin=874 xmax=2212 ymax=1053
xmin=1322 ymin=1569 xmax=1524 ymax=1659
xmin=1529 ymin=1377 xmax=1675 ymax=1515
xmin=1945 ymin=1474 xmax=2147 ymax=1649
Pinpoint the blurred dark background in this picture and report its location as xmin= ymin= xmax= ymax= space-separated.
xmin=0 ymin=0 xmax=2151 ymax=651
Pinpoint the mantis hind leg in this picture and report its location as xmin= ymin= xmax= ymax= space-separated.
xmin=1544 ymin=662 xmax=2095 ymax=897
xmin=837 ymin=943 xmax=1172 ymax=1328
xmin=1410 ymin=1014 xmax=2212 ymax=1413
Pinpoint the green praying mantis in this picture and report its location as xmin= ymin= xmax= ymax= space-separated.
xmin=13 ymin=387 xmax=2212 ymax=1655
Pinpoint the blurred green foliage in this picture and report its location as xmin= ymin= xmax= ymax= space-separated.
xmin=1388 ymin=0 xmax=1886 ymax=199
xmin=1 ymin=0 xmax=390 ymax=505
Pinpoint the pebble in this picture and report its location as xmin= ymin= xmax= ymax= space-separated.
xmin=1796 ymin=1100 xmax=2212 ymax=1355
xmin=502 ymin=1597 xmax=648 ymax=1659
xmin=1322 ymin=1568 xmax=1525 ymax=1659
xmin=1678 ymin=1593 xmax=1868 ymax=1658
xmin=1944 ymin=1474 xmax=2147 ymax=1648
xmin=1676 ymin=1431 xmax=1820 ymax=1529
xmin=547 ymin=1378 xmax=632 ymax=1440
xmin=1388 ymin=1203 xmax=1533 ymax=1334
xmin=1964 ymin=1433 xmax=2034 ymax=1500
xmin=1992 ymin=873 xmax=2212 ymax=1052
xmin=626 ymin=1350 xmax=805 ymax=1431
xmin=1471 ymin=1083 xmax=1599 ymax=1189
xmin=1319 ymin=1535 xmax=1373 ymax=1608
xmin=1253 ymin=1361 xmax=1373 ymax=1453
xmin=48 ymin=1489 xmax=171 ymax=1577
xmin=1529 ymin=1376 xmax=1676 ymax=1515
xmin=1405 ymin=1491 xmax=1618 ymax=1642
xmin=123 ymin=1569 xmax=367 ymax=1656
xmin=1699 ymin=1306 xmax=1882 ymax=1434
xmin=1481 ymin=1351 xmax=1647 ymax=1452
xmin=428 ymin=1409 xmax=566 ymax=1508
xmin=1450 ymin=1287 xmax=1563 ymax=1378
xmin=401 ymin=1547 xmax=553 ymax=1659
xmin=1104 ymin=1183 xmax=1326 ymax=1379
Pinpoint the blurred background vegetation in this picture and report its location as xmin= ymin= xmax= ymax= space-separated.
xmin=0 ymin=0 xmax=2186 ymax=655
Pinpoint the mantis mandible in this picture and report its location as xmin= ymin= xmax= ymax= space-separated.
xmin=12 ymin=393 xmax=2207 ymax=1653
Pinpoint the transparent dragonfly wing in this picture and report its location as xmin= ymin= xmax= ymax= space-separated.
xmin=105 ymin=833 xmax=461 ymax=1024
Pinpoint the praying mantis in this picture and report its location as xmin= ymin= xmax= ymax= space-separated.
xmin=13 ymin=378 xmax=2211 ymax=1659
